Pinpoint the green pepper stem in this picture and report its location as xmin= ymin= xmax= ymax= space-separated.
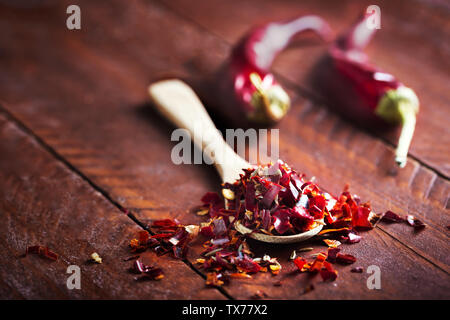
xmin=395 ymin=102 xmax=417 ymax=168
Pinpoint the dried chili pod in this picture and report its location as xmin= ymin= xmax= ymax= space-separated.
xmin=312 ymin=12 xmax=419 ymax=167
xmin=205 ymin=15 xmax=331 ymax=126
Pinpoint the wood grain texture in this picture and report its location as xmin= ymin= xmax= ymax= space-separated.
xmin=0 ymin=112 xmax=224 ymax=299
xmin=0 ymin=0 xmax=448 ymax=299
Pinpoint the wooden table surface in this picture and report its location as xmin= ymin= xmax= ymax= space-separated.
xmin=0 ymin=0 xmax=449 ymax=299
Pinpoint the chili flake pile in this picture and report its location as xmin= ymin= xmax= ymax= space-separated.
xmin=126 ymin=160 xmax=420 ymax=288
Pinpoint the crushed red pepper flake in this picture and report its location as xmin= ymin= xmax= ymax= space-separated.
xmin=151 ymin=233 xmax=174 ymax=239
xmin=406 ymin=215 xmax=426 ymax=231
xmin=221 ymin=161 xmax=338 ymax=236
xmin=341 ymin=232 xmax=362 ymax=244
xmin=320 ymin=261 xmax=338 ymax=282
xmin=273 ymin=280 xmax=283 ymax=287
xmin=194 ymin=161 xmax=378 ymax=285
xmin=229 ymin=272 xmax=252 ymax=279
xmin=326 ymin=247 xmax=341 ymax=263
xmin=123 ymin=255 xmax=140 ymax=261
xmin=302 ymin=284 xmax=315 ymax=294
xmin=381 ymin=210 xmax=405 ymax=223
xmin=324 ymin=239 xmax=341 ymax=248
xmin=132 ymin=260 xmax=164 ymax=280
xmin=251 ymin=290 xmax=268 ymax=300
xmin=380 ymin=211 xmax=426 ymax=231
xmin=206 ymin=272 xmax=224 ymax=287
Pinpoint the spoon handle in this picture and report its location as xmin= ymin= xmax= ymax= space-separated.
xmin=148 ymin=79 xmax=250 ymax=183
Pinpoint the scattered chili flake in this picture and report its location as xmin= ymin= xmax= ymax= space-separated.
xmin=192 ymin=161 xmax=380 ymax=286
xmin=229 ymin=272 xmax=252 ymax=279
xmin=293 ymin=257 xmax=308 ymax=272
xmin=124 ymin=160 xmax=398 ymax=289
xmin=324 ymin=239 xmax=341 ymax=248
xmin=273 ymin=280 xmax=283 ymax=287
xmin=236 ymin=256 xmax=262 ymax=273
xmin=381 ymin=210 xmax=405 ymax=223
xmin=251 ymin=290 xmax=268 ymax=300
xmin=326 ymin=247 xmax=341 ymax=263
xmin=25 ymin=246 xmax=58 ymax=261
xmin=129 ymin=231 xmax=155 ymax=252
xmin=320 ymin=261 xmax=338 ymax=282
xmin=351 ymin=267 xmax=364 ymax=273
xmin=302 ymin=284 xmax=315 ymax=295
xmin=336 ymin=253 xmax=357 ymax=265
xmin=123 ymin=255 xmax=140 ymax=261
xmin=129 ymin=238 xmax=140 ymax=249
xmin=138 ymin=230 xmax=150 ymax=244
xmin=152 ymin=218 xmax=181 ymax=229
xmin=224 ymin=161 xmax=331 ymax=236
xmin=205 ymin=272 xmax=224 ymax=287
xmin=151 ymin=233 xmax=174 ymax=239
xmin=196 ymin=208 xmax=210 ymax=216
xmin=319 ymin=228 xmax=351 ymax=236
xmin=91 ymin=252 xmax=102 ymax=264
xmin=154 ymin=245 xmax=170 ymax=256
xmin=310 ymin=252 xmax=327 ymax=272
xmin=133 ymin=260 xmax=164 ymax=280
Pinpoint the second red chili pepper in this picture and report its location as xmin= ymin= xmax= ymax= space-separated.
xmin=312 ymin=13 xmax=419 ymax=167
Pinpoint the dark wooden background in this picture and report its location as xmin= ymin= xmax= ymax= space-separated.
xmin=0 ymin=0 xmax=448 ymax=299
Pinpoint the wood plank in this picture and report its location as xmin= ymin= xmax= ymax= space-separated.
xmin=0 ymin=112 xmax=224 ymax=299
xmin=160 ymin=0 xmax=450 ymax=178
xmin=0 ymin=0 xmax=448 ymax=299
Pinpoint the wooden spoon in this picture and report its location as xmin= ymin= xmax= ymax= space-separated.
xmin=148 ymin=79 xmax=323 ymax=243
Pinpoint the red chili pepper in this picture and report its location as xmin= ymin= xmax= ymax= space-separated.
xmin=313 ymin=12 xmax=419 ymax=167
xmin=211 ymin=15 xmax=331 ymax=125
